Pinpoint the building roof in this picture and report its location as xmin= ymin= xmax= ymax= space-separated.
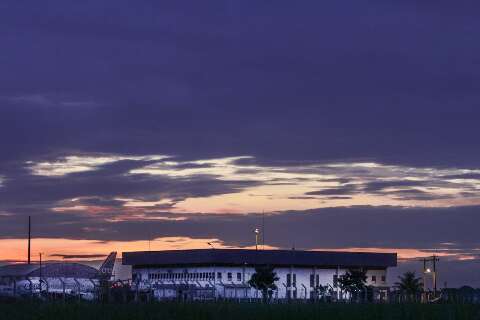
xmin=0 ymin=264 xmax=38 ymax=277
xmin=122 ymin=249 xmax=397 ymax=269
xmin=0 ymin=263 xmax=100 ymax=279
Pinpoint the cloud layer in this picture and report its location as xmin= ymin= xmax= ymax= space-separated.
xmin=1 ymin=0 xmax=480 ymax=287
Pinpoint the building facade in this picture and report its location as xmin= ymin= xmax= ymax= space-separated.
xmin=123 ymin=249 xmax=397 ymax=301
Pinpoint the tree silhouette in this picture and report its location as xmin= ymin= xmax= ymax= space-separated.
xmin=248 ymin=265 xmax=279 ymax=303
xmin=337 ymin=269 xmax=367 ymax=302
xmin=395 ymin=271 xmax=423 ymax=301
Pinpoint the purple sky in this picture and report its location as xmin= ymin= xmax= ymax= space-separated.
xmin=1 ymin=0 xmax=480 ymax=287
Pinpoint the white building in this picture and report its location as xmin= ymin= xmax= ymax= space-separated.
xmin=122 ymin=249 xmax=397 ymax=301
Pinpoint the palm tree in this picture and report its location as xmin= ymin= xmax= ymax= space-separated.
xmin=395 ymin=271 xmax=423 ymax=302
xmin=248 ymin=265 xmax=279 ymax=303
xmin=337 ymin=269 xmax=367 ymax=302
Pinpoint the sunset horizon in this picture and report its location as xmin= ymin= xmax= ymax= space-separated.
xmin=2 ymin=1 xmax=480 ymax=290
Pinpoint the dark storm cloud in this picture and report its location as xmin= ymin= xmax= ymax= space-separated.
xmin=0 ymin=158 xmax=260 ymax=221
xmin=170 ymin=162 xmax=214 ymax=170
xmin=287 ymin=196 xmax=317 ymax=200
xmin=361 ymin=180 xmax=456 ymax=201
xmin=363 ymin=180 xmax=428 ymax=193
xmin=234 ymin=168 xmax=261 ymax=175
xmin=306 ymin=185 xmax=359 ymax=196
xmin=78 ymin=197 xmax=125 ymax=207
xmin=303 ymin=178 xmax=473 ymax=201
xmin=3 ymin=205 xmax=479 ymax=253
xmin=1 ymin=0 xmax=480 ymax=169
xmin=383 ymin=189 xmax=454 ymax=201
xmin=322 ymin=196 xmax=353 ymax=200
xmin=1 ymin=0 xmax=480 ymax=286
xmin=441 ymin=173 xmax=480 ymax=180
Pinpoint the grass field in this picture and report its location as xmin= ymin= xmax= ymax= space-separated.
xmin=1 ymin=302 xmax=479 ymax=320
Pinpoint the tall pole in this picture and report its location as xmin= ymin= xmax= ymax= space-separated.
xmin=262 ymin=211 xmax=265 ymax=250
xmin=433 ymin=255 xmax=437 ymax=296
xmin=423 ymin=258 xmax=426 ymax=290
xmin=28 ymin=216 xmax=31 ymax=265
xmin=39 ymin=252 xmax=42 ymax=292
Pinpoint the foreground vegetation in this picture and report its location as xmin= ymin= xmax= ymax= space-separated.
xmin=1 ymin=302 xmax=480 ymax=320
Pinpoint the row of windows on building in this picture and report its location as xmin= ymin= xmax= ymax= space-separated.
xmin=142 ymin=272 xmax=385 ymax=285
xmin=291 ymin=274 xmax=385 ymax=288
xmin=147 ymin=272 xmax=243 ymax=282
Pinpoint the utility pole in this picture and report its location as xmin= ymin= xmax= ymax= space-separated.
xmin=421 ymin=255 xmax=440 ymax=299
xmin=432 ymin=255 xmax=439 ymax=296
xmin=28 ymin=216 xmax=31 ymax=264
xmin=423 ymin=258 xmax=426 ymax=291
xmin=39 ymin=252 xmax=43 ymax=293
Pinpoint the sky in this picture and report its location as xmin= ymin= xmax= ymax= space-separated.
xmin=1 ymin=0 xmax=480 ymax=287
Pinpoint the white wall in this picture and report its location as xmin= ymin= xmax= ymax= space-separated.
xmin=133 ymin=265 xmax=388 ymax=300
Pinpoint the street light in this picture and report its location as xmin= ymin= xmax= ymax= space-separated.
xmin=254 ymin=228 xmax=260 ymax=251
xmin=421 ymin=255 xmax=439 ymax=299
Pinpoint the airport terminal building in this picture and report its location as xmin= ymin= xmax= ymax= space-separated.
xmin=0 ymin=252 xmax=116 ymax=300
xmin=0 ymin=263 xmax=101 ymax=300
xmin=123 ymin=249 xmax=397 ymax=301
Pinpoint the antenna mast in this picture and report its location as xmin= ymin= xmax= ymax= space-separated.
xmin=28 ymin=216 xmax=31 ymax=264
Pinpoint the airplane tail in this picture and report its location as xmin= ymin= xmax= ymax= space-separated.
xmin=99 ymin=251 xmax=117 ymax=279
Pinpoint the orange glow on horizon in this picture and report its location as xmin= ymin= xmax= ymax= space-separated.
xmin=0 ymin=237 xmax=225 ymax=262
xmin=0 ymin=238 xmax=472 ymax=264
